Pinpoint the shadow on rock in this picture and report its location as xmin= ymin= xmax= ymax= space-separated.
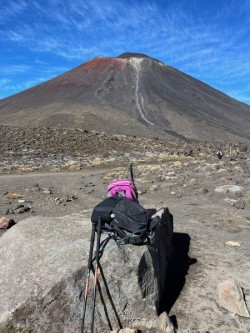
xmin=161 ymin=232 xmax=197 ymax=314
xmin=96 ymin=262 xmax=123 ymax=331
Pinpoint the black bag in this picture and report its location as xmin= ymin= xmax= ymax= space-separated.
xmin=91 ymin=197 xmax=160 ymax=245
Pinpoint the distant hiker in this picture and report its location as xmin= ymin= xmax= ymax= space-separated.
xmin=217 ymin=149 xmax=223 ymax=160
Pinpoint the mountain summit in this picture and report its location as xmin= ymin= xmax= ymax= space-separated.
xmin=1 ymin=53 xmax=250 ymax=141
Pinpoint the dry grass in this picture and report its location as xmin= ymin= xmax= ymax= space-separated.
xmin=18 ymin=166 xmax=40 ymax=173
xmin=0 ymin=330 xmax=34 ymax=333
xmin=3 ymin=193 xmax=24 ymax=199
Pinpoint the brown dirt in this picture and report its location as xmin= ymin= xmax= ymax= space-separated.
xmin=1 ymin=54 xmax=250 ymax=142
xmin=1 ymin=125 xmax=250 ymax=332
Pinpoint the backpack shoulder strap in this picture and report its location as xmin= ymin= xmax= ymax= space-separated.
xmin=148 ymin=216 xmax=161 ymax=231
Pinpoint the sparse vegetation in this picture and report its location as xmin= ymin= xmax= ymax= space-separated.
xmin=0 ymin=123 xmax=250 ymax=332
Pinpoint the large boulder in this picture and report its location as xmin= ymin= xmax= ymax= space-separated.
xmin=0 ymin=208 xmax=173 ymax=333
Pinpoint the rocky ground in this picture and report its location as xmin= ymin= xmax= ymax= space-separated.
xmin=1 ymin=125 xmax=250 ymax=332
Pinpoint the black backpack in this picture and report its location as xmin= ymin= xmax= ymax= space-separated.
xmin=91 ymin=197 xmax=160 ymax=245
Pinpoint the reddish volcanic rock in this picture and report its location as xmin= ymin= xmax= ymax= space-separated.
xmin=0 ymin=216 xmax=16 ymax=229
xmin=0 ymin=53 xmax=250 ymax=142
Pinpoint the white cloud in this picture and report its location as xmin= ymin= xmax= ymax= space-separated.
xmin=227 ymin=88 xmax=250 ymax=105
xmin=0 ymin=76 xmax=51 ymax=94
xmin=7 ymin=30 xmax=26 ymax=42
xmin=1 ymin=0 xmax=249 ymax=104
xmin=0 ymin=78 xmax=11 ymax=86
xmin=0 ymin=0 xmax=27 ymax=24
xmin=0 ymin=65 xmax=31 ymax=74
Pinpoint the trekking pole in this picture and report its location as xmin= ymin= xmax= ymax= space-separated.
xmin=129 ymin=163 xmax=135 ymax=186
xmin=129 ymin=163 xmax=139 ymax=202
xmin=90 ymin=217 xmax=102 ymax=333
xmin=81 ymin=222 xmax=96 ymax=333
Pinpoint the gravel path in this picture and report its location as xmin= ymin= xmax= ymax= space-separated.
xmin=1 ymin=125 xmax=250 ymax=332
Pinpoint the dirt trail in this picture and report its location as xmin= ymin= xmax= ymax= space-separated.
xmin=1 ymin=126 xmax=250 ymax=332
xmin=131 ymin=58 xmax=155 ymax=126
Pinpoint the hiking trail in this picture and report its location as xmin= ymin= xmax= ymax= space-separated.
xmin=130 ymin=58 xmax=155 ymax=126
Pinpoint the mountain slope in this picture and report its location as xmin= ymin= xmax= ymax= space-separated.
xmin=1 ymin=53 xmax=250 ymax=141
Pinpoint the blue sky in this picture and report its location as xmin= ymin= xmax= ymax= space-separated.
xmin=0 ymin=0 xmax=250 ymax=105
